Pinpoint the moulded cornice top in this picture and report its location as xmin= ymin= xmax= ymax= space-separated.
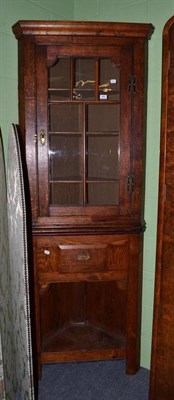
xmin=12 ymin=20 xmax=154 ymax=40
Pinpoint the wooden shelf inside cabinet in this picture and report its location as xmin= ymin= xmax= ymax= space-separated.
xmin=50 ymin=178 xmax=118 ymax=183
xmin=49 ymin=131 xmax=82 ymax=136
xmin=39 ymin=278 xmax=127 ymax=362
xmin=12 ymin=19 xmax=153 ymax=377
xmin=86 ymin=131 xmax=119 ymax=136
xmin=86 ymin=178 xmax=119 ymax=183
xmin=48 ymin=88 xmax=120 ymax=101
xmin=48 ymin=100 xmax=120 ymax=104
xmin=42 ymin=322 xmax=125 ymax=355
xmin=50 ymin=178 xmax=82 ymax=183
xmin=49 ymin=131 xmax=119 ymax=136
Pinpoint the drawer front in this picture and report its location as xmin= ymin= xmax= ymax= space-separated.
xmin=35 ymin=235 xmax=129 ymax=275
xmin=56 ymin=244 xmax=108 ymax=273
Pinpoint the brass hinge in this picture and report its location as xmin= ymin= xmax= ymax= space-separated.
xmin=34 ymin=134 xmax=37 ymax=144
xmin=127 ymin=175 xmax=135 ymax=193
xmin=128 ymin=76 xmax=136 ymax=94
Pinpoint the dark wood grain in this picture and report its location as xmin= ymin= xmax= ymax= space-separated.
xmin=12 ymin=20 xmax=154 ymax=39
xmin=13 ymin=20 xmax=153 ymax=377
xmin=35 ymin=235 xmax=129 ymax=275
xmin=149 ymin=16 xmax=174 ymax=400
xmin=36 ymin=45 xmax=49 ymax=216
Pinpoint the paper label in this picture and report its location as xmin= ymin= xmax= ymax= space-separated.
xmin=100 ymin=94 xmax=107 ymax=100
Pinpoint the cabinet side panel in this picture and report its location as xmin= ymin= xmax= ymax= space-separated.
xmin=131 ymin=39 xmax=147 ymax=220
xmin=126 ymin=233 xmax=143 ymax=374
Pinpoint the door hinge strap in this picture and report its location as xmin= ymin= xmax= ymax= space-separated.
xmin=127 ymin=175 xmax=135 ymax=193
xmin=128 ymin=76 xmax=136 ymax=94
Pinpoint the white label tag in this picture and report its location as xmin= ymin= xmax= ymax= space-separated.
xmin=100 ymin=94 xmax=107 ymax=100
xmin=44 ymin=249 xmax=51 ymax=255
xmin=110 ymin=79 xmax=117 ymax=84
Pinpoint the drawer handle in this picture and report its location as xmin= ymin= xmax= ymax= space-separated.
xmin=75 ymin=251 xmax=90 ymax=261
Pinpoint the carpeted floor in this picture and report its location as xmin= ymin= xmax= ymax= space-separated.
xmin=39 ymin=360 xmax=149 ymax=400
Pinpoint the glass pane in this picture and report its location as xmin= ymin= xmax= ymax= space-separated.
xmin=87 ymin=182 xmax=119 ymax=205
xmin=48 ymin=58 xmax=70 ymax=101
xmin=87 ymin=136 xmax=119 ymax=180
xmin=49 ymin=59 xmax=70 ymax=89
xmin=73 ymin=59 xmax=95 ymax=100
xmin=99 ymin=59 xmax=120 ymax=101
xmin=49 ymin=103 xmax=82 ymax=132
xmin=86 ymin=104 xmax=120 ymax=206
xmin=49 ymin=103 xmax=83 ymax=206
xmin=50 ymin=183 xmax=83 ymax=206
xmin=48 ymin=58 xmax=70 ymax=100
xmin=49 ymin=135 xmax=82 ymax=180
xmin=87 ymin=104 xmax=120 ymax=133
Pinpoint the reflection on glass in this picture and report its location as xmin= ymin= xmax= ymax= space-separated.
xmin=87 ymin=104 xmax=120 ymax=133
xmin=49 ymin=58 xmax=70 ymax=101
xmin=50 ymin=135 xmax=82 ymax=180
xmin=49 ymin=104 xmax=82 ymax=132
xmin=87 ymin=136 xmax=119 ymax=180
xmin=73 ymin=59 xmax=95 ymax=100
xmin=87 ymin=182 xmax=119 ymax=205
xmin=99 ymin=59 xmax=120 ymax=101
xmin=51 ymin=183 xmax=83 ymax=206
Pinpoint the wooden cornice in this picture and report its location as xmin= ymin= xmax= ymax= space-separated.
xmin=12 ymin=20 xmax=154 ymax=40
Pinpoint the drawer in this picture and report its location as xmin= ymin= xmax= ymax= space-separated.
xmin=35 ymin=235 xmax=129 ymax=275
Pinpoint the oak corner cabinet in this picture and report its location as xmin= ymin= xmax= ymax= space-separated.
xmin=12 ymin=20 xmax=153 ymax=377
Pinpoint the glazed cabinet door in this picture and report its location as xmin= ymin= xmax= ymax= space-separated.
xmin=36 ymin=44 xmax=133 ymax=218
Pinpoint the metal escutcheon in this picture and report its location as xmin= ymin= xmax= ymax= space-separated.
xmin=40 ymin=129 xmax=46 ymax=145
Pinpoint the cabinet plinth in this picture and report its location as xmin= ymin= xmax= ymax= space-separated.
xmin=13 ymin=20 xmax=153 ymax=377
